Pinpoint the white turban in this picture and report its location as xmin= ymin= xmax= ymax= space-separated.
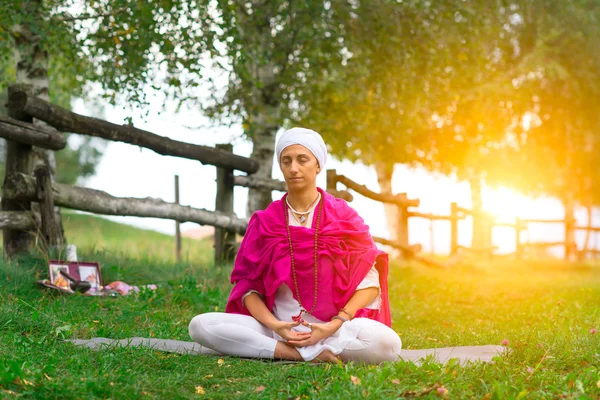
xmin=275 ymin=127 xmax=327 ymax=171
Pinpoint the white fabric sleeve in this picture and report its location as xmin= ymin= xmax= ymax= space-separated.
xmin=355 ymin=264 xmax=381 ymax=310
xmin=242 ymin=290 xmax=263 ymax=306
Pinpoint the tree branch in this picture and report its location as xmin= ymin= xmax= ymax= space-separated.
xmin=56 ymin=8 xmax=128 ymax=22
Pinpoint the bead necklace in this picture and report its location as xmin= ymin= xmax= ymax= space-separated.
xmin=286 ymin=193 xmax=320 ymax=224
xmin=285 ymin=194 xmax=323 ymax=323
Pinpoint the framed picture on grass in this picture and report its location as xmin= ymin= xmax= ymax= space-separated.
xmin=47 ymin=261 xmax=103 ymax=294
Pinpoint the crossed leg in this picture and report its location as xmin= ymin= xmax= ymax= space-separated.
xmin=189 ymin=313 xmax=401 ymax=364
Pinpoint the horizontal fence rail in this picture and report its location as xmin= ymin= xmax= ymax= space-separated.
xmin=3 ymin=173 xmax=249 ymax=235
xmin=7 ymin=91 xmax=259 ymax=173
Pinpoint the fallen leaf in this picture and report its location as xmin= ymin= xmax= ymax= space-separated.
xmin=426 ymin=337 xmax=439 ymax=342
xmin=391 ymin=379 xmax=400 ymax=385
xmin=350 ymin=376 xmax=361 ymax=385
xmin=401 ymin=383 xmax=441 ymax=398
xmin=22 ymin=378 xmax=34 ymax=386
xmin=44 ymin=374 xmax=52 ymax=381
xmin=203 ymin=374 xmax=213 ymax=379
xmin=597 ymin=380 xmax=600 ymax=388
xmin=399 ymin=390 xmax=419 ymax=397
xmin=255 ymin=386 xmax=266 ymax=393
xmin=195 ymin=385 xmax=206 ymax=395
xmin=482 ymin=394 xmax=492 ymax=400
xmin=217 ymin=358 xmax=225 ymax=366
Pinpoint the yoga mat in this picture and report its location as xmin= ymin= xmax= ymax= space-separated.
xmin=66 ymin=338 xmax=506 ymax=365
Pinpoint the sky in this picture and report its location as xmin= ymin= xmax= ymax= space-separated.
xmin=72 ymin=92 xmax=599 ymax=257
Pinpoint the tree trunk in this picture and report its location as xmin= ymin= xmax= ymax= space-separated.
xmin=563 ymin=192 xmax=577 ymax=261
xmin=237 ymin=2 xmax=283 ymax=216
xmin=13 ymin=0 xmax=54 ymax=173
xmin=563 ymin=122 xmax=576 ymax=261
xmin=2 ymin=85 xmax=35 ymax=257
xmin=247 ymin=124 xmax=277 ymax=215
xmin=469 ymin=173 xmax=490 ymax=249
xmin=11 ymin=0 xmax=65 ymax=250
xmin=579 ymin=203 xmax=592 ymax=261
xmin=374 ymin=161 xmax=399 ymax=244
xmin=245 ymin=57 xmax=280 ymax=215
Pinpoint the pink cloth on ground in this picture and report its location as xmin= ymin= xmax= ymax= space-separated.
xmin=225 ymin=188 xmax=391 ymax=327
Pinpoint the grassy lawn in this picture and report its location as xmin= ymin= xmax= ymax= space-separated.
xmin=1 ymin=214 xmax=599 ymax=399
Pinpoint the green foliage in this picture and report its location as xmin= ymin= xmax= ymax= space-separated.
xmin=298 ymin=1 xmax=600 ymax=207
xmin=0 ymin=0 xmax=217 ymax=184
xmin=200 ymin=1 xmax=358 ymax=137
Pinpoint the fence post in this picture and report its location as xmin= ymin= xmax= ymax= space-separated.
xmin=2 ymin=84 xmax=35 ymax=257
xmin=450 ymin=202 xmax=458 ymax=255
xmin=564 ymin=195 xmax=576 ymax=261
xmin=429 ymin=218 xmax=435 ymax=255
xmin=595 ymin=231 xmax=599 ymax=260
xmin=397 ymin=193 xmax=409 ymax=250
xmin=174 ymin=175 xmax=181 ymax=263
xmin=326 ymin=169 xmax=337 ymax=193
xmin=34 ymin=164 xmax=62 ymax=251
xmin=214 ymin=144 xmax=236 ymax=265
xmin=515 ymin=217 xmax=522 ymax=260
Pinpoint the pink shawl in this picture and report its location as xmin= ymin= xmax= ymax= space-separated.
xmin=225 ymin=188 xmax=391 ymax=327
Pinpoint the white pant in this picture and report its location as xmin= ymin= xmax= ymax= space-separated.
xmin=189 ymin=312 xmax=402 ymax=364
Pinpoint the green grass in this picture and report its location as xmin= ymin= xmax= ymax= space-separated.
xmin=1 ymin=214 xmax=600 ymax=399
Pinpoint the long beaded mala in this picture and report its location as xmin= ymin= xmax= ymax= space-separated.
xmin=285 ymin=195 xmax=324 ymax=323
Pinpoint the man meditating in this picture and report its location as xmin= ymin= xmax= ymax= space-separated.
xmin=189 ymin=127 xmax=402 ymax=364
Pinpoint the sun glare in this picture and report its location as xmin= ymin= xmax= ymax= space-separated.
xmin=482 ymin=186 xmax=531 ymax=222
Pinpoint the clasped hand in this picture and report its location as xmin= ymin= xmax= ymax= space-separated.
xmin=272 ymin=320 xmax=338 ymax=347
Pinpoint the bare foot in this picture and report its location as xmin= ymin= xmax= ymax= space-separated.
xmin=312 ymin=349 xmax=342 ymax=364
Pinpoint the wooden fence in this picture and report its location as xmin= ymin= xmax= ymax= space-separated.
xmin=0 ymin=85 xmax=262 ymax=261
xmin=327 ymin=169 xmax=599 ymax=262
xmin=1 ymin=84 xmax=597 ymax=264
xmin=0 ymin=84 xmax=352 ymax=263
